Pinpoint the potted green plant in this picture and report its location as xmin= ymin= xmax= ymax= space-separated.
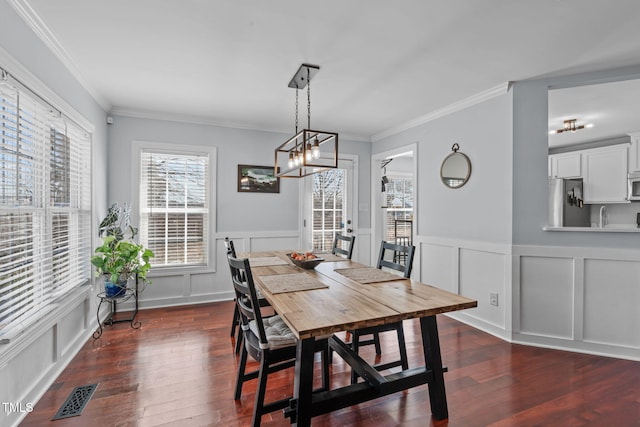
xmin=91 ymin=203 xmax=154 ymax=298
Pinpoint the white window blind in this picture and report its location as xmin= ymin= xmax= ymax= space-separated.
xmin=0 ymin=71 xmax=91 ymax=341
xmin=139 ymin=150 xmax=209 ymax=266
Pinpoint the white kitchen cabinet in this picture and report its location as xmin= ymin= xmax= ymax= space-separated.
xmin=549 ymin=152 xmax=582 ymax=178
xmin=582 ymin=145 xmax=629 ymax=203
xmin=627 ymin=132 xmax=640 ymax=172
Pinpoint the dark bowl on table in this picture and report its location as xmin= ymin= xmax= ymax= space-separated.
xmin=287 ymin=253 xmax=324 ymax=269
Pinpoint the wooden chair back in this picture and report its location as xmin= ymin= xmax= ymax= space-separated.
xmin=332 ymin=233 xmax=356 ymax=259
xmin=227 ymin=256 xmax=269 ymax=347
xmin=224 ymin=237 xmax=237 ymax=257
xmin=376 ymin=241 xmax=415 ymax=278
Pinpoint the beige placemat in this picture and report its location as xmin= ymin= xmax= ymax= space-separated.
xmin=334 ymin=267 xmax=405 ymax=284
xmin=248 ymin=256 xmax=288 ymax=267
xmin=259 ymin=273 xmax=329 ymax=294
xmin=254 ymin=265 xmax=300 ymax=275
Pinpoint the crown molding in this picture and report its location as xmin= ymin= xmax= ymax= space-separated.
xmin=109 ymin=107 xmax=371 ymax=142
xmin=8 ymin=0 xmax=111 ymax=111
xmin=372 ymin=82 xmax=511 ymax=142
xmin=110 ymin=107 xmax=282 ymax=132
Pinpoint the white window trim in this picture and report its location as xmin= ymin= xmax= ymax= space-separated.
xmin=131 ymin=140 xmax=217 ymax=274
xmin=0 ymin=45 xmax=95 ymax=133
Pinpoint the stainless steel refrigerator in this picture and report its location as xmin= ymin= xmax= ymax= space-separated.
xmin=548 ymin=178 xmax=590 ymax=227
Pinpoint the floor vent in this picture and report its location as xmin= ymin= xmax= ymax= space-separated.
xmin=51 ymin=383 xmax=98 ymax=420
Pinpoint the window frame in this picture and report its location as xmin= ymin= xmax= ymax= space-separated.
xmin=0 ymin=72 xmax=92 ymax=342
xmin=131 ymin=140 xmax=217 ymax=274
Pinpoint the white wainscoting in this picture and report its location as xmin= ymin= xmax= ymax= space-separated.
xmin=0 ymin=286 xmax=94 ymax=427
xmin=417 ymin=236 xmax=512 ymax=340
xmin=417 ymin=238 xmax=640 ymax=361
xmin=513 ymin=245 xmax=640 ymax=361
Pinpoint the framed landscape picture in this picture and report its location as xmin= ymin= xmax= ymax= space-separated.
xmin=237 ymin=164 xmax=280 ymax=193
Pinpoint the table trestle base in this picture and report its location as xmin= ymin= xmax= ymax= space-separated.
xmin=285 ymin=329 xmax=447 ymax=424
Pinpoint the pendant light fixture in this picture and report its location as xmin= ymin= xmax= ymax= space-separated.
xmin=275 ymin=64 xmax=338 ymax=178
xmin=550 ymin=118 xmax=594 ymax=134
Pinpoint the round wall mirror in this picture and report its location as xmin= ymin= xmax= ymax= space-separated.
xmin=440 ymin=143 xmax=471 ymax=188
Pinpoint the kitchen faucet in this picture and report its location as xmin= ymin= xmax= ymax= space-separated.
xmin=599 ymin=205 xmax=607 ymax=228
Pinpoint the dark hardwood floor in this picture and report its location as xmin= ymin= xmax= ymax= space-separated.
xmin=21 ymin=301 xmax=640 ymax=426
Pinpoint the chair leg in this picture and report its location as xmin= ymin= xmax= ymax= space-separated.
xmin=234 ymin=343 xmax=248 ymax=400
xmin=396 ymin=323 xmax=409 ymax=370
xmin=252 ymin=356 xmax=270 ymax=427
xmin=235 ymin=327 xmax=244 ymax=355
xmin=350 ymin=331 xmax=360 ymax=384
xmin=230 ymin=302 xmax=239 ymax=337
xmin=373 ymin=332 xmax=382 ymax=355
xmin=321 ymin=342 xmax=330 ymax=391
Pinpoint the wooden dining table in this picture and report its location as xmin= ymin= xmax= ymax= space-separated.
xmin=243 ymin=251 xmax=477 ymax=426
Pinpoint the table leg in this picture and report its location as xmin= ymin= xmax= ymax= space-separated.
xmin=292 ymin=337 xmax=315 ymax=426
xmin=420 ymin=316 xmax=448 ymax=420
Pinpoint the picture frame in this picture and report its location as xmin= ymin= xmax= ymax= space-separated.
xmin=237 ymin=164 xmax=280 ymax=193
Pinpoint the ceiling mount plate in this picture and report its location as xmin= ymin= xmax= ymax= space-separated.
xmin=288 ymin=63 xmax=320 ymax=89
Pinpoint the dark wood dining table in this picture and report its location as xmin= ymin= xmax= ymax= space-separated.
xmin=243 ymin=251 xmax=477 ymax=426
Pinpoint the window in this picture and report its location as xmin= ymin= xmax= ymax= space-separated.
xmin=385 ymin=176 xmax=413 ymax=242
xmin=139 ymin=148 xmax=213 ymax=267
xmin=0 ymin=73 xmax=92 ymax=341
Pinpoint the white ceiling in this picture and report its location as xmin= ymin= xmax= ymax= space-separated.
xmin=548 ymin=78 xmax=640 ymax=148
xmin=13 ymin=0 xmax=640 ymax=142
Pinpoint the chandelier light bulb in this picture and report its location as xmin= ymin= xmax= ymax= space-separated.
xmin=305 ymin=142 xmax=313 ymax=162
xmin=312 ymin=138 xmax=320 ymax=159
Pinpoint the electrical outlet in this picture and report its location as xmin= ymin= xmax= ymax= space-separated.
xmin=489 ymin=293 xmax=499 ymax=306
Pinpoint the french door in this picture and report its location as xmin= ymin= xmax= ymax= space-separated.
xmin=302 ymin=158 xmax=356 ymax=252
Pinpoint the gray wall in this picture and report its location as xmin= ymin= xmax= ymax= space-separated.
xmin=512 ymin=66 xmax=640 ymax=248
xmin=0 ymin=2 xmax=108 ymax=426
xmin=105 ymin=115 xmax=372 ymax=315
xmin=373 ymin=93 xmax=513 ymax=244
xmin=107 ymin=115 xmax=372 ymax=232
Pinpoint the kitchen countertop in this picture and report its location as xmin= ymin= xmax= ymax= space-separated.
xmin=544 ymin=224 xmax=640 ymax=232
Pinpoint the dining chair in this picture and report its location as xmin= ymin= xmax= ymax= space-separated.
xmin=349 ymin=240 xmax=415 ymax=383
xmin=225 ymin=237 xmax=241 ymax=338
xmin=331 ymin=233 xmax=356 ymax=259
xmin=225 ymin=237 xmax=270 ymax=355
xmin=228 ymin=255 xmax=330 ymax=427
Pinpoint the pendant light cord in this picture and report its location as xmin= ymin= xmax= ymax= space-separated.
xmin=295 ymin=87 xmax=299 ymax=134
xmin=307 ymin=67 xmax=311 ymax=130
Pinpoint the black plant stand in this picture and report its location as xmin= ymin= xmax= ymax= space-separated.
xmin=93 ymin=276 xmax=140 ymax=339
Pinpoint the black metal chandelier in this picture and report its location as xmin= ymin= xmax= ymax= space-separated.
xmin=274 ymin=64 xmax=338 ymax=178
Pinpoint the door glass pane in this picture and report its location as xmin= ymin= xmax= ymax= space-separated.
xmin=312 ymin=169 xmax=346 ymax=252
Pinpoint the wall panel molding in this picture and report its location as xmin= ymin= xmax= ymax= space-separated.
xmin=417 ymin=235 xmax=511 ymax=336
xmin=513 ymin=244 xmax=640 ymax=361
